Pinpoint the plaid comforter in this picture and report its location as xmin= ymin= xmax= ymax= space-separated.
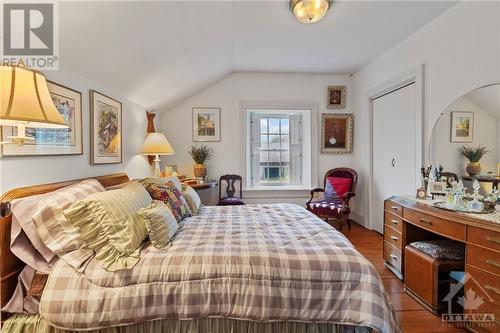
xmin=40 ymin=204 xmax=400 ymax=332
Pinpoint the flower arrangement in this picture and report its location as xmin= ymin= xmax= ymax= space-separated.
xmin=188 ymin=144 xmax=213 ymax=165
xmin=458 ymin=145 xmax=488 ymax=162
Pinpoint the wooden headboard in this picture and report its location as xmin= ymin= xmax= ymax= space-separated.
xmin=0 ymin=173 xmax=130 ymax=310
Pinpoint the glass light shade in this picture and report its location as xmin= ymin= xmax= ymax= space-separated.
xmin=140 ymin=133 xmax=175 ymax=155
xmin=290 ymin=0 xmax=332 ymax=24
xmin=0 ymin=65 xmax=68 ymax=128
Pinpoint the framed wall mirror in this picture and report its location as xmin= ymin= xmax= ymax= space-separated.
xmin=429 ymin=83 xmax=500 ymax=193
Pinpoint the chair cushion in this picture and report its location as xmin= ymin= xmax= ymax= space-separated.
xmin=409 ymin=240 xmax=465 ymax=261
xmin=218 ymin=197 xmax=245 ymax=206
xmin=307 ymin=200 xmax=349 ymax=218
xmin=326 ymin=177 xmax=352 ymax=197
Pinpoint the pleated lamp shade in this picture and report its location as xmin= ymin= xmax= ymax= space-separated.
xmin=0 ymin=65 xmax=68 ymax=128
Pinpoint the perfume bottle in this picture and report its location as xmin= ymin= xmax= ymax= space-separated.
xmin=466 ymin=179 xmax=484 ymax=212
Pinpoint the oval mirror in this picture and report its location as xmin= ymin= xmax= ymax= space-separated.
xmin=429 ymin=83 xmax=500 ymax=193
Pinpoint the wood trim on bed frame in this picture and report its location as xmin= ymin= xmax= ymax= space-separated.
xmin=0 ymin=173 xmax=130 ymax=314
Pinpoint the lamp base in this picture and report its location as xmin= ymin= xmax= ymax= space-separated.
xmin=154 ymin=155 xmax=161 ymax=178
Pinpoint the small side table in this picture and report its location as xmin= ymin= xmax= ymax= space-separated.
xmin=462 ymin=175 xmax=500 ymax=190
xmin=184 ymin=181 xmax=218 ymax=192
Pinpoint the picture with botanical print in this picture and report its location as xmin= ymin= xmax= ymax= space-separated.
xmin=90 ymin=90 xmax=122 ymax=164
xmin=97 ymin=102 xmax=119 ymax=156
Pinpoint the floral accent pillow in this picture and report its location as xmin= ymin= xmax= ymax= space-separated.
xmin=144 ymin=181 xmax=192 ymax=221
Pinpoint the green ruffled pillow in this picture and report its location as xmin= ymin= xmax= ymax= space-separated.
xmin=63 ymin=181 xmax=152 ymax=271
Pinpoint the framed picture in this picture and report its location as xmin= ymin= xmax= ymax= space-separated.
xmin=428 ymin=181 xmax=447 ymax=197
xmin=327 ymin=85 xmax=346 ymax=110
xmin=321 ymin=113 xmax=353 ymax=154
xmin=450 ymin=111 xmax=474 ymax=142
xmin=1 ymin=81 xmax=83 ymax=156
xmin=90 ymin=90 xmax=122 ymax=164
xmin=192 ymin=107 xmax=221 ymax=142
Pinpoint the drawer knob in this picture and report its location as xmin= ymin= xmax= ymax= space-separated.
xmin=486 ymin=236 xmax=500 ymax=245
xmin=486 ymin=259 xmax=500 ymax=268
xmin=391 ymin=220 xmax=399 ymax=225
xmin=390 ymin=236 xmax=399 ymax=241
xmin=419 ymin=218 xmax=432 ymax=225
xmin=391 ymin=206 xmax=399 ymax=211
xmin=390 ymin=254 xmax=398 ymax=260
xmin=484 ymin=285 xmax=500 ymax=297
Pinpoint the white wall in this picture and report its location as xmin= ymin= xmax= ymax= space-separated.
xmin=434 ymin=96 xmax=497 ymax=175
xmin=0 ymin=68 xmax=155 ymax=193
xmin=352 ymin=1 xmax=500 ymax=227
xmin=159 ymin=72 xmax=356 ymax=209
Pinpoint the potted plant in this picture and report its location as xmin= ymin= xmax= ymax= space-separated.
xmin=458 ymin=145 xmax=488 ymax=176
xmin=188 ymin=144 xmax=213 ymax=179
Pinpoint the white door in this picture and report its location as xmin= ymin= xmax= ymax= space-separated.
xmin=372 ymin=83 xmax=417 ymax=233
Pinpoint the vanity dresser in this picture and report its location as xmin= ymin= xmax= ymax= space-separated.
xmin=384 ymin=196 xmax=499 ymax=332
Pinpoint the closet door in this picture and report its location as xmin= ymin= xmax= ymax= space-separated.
xmin=372 ymin=83 xmax=417 ymax=233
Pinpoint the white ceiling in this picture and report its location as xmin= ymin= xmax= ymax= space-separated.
xmin=59 ymin=1 xmax=456 ymax=111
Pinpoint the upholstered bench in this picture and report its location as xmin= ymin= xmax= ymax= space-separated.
xmin=404 ymin=240 xmax=465 ymax=314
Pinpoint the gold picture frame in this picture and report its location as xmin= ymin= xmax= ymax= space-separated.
xmin=327 ymin=85 xmax=346 ymax=110
xmin=90 ymin=90 xmax=122 ymax=164
xmin=321 ymin=113 xmax=353 ymax=154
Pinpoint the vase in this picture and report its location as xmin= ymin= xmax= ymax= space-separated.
xmin=193 ymin=164 xmax=207 ymax=178
xmin=466 ymin=162 xmax=481 ymax=176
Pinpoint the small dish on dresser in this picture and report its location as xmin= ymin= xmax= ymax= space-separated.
xmin=433 ymin=201 xmax=496 ymax=214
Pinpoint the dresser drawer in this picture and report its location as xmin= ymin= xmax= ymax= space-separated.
xmin=384 ymin=241 xmax=402 ymax=273
xmin=467 ymin=245 xmax=500 ymax=276
xmin=468 ymin=226 xmax=500 ymax=252
xmin=384 ymin=212 xmax=403 ymax=233
xmin=467 ymin=265 xmax=500 ymax=306
xmin=403 ymin=208 xmax=466 ymax=241
xmin=384 ymin=225 xmax=402 ymax=250
xmin=384 ymin=200 xmax=402 ymax=217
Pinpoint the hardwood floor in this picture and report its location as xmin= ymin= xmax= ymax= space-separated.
xmin=340 ymin=223 xmax=467 ymax=333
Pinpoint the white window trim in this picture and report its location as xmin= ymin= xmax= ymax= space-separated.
xmin=240 ymin=101 xmax=318 ymax=191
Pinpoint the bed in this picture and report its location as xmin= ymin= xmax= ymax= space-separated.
xmin=0 ymin=173 xmax=400 ymax=333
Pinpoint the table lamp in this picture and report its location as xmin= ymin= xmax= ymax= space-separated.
xmin=0 ymin=65 xmax=68 ymax=145
xmin=140 ymin=133 xmax=174 ymax=177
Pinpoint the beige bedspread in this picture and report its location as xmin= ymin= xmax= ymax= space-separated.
xmin=39 ymin=204 xmax=400 ymax=332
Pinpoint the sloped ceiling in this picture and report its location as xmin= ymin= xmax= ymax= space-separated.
xmin=466 ymin=84 xmax=500 ymax=120
xmin=59 ymin=1 xmax=456 ymax=112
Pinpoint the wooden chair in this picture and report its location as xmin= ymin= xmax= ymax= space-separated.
xmin=306 ymin=168 xmax=357 ymax=231
xmin=218 ymin=174 xmax=244 ymax=206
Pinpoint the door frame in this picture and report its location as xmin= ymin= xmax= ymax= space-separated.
xmin=367 ymin=64 xmax=425 ymax=232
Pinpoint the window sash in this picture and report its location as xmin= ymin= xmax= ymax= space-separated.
xmin=250 ymin=112 xmax=302 ymax=187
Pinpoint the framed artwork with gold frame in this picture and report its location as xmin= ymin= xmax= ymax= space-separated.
xmin=1 ymin=80 xmax=83 ymax=156
xmin=321 ymin=113 xmax=353 ymax=154
xmin=327 ymin=85 xmax=346 ymax=110
xmin=90 ymin=90 xmax=122 ymax=164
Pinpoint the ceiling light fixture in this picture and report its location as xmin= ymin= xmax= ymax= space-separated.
xmin=289 ymin=0 xmax=332 ymax=24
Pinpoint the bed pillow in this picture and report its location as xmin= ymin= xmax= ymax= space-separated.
xmin=9 ymin=179 xmax=105 ymax=273
xmin=181 ymin=184 xmax=202 ymax=215
xmin=138 ymin=201 xmax=179 ymax=249
xmin=140 ymin=176 xmax=182 ymax=191
xmin=32 ymin=179 xmax=104 ymax=271
xmin=63 ymin=181 xmax=152 ymax=271
xmin=143 ymin=181 xmax=192 ymax=222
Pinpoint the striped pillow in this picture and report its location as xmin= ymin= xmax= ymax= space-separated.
xmin=182 ymin=184 xmax=202 ymax=215
xmin=63 ymin=181 xmax=152 ymax=271
xmin=32 ymin=179 xmax=105 ymax=271
xmin=144 ymin=181 xmax=192 ymax=222
xmin=138 ymin=201 xmax=179 ymax=249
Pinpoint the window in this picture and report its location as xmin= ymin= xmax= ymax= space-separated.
xmin=246 ymin=108 xmax=311 ymax=189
